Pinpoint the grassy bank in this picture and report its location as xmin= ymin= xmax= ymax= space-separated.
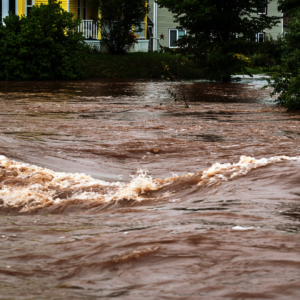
xmin=83 ymin=53 xmax=272 ymax=80
xmin=244 ymin=67 xmax=272 ymax=75
xmin=84 ymin=53 xmax=204 ymax=79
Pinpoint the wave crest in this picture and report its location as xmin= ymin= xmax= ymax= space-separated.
xmin=0 ymin=155 xmax=299 ymax=212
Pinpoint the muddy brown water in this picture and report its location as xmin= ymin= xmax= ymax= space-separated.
xmin=1 ymin=78 xmax=300 ymax=299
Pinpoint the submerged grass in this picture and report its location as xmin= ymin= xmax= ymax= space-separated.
xmin=84 ymin=53 xmax=204 ymax=80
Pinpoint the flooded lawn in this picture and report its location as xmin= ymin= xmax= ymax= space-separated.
xmin=1 ymin=78 xmax=300 ymax=299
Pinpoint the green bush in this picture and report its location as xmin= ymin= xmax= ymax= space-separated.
xmin=250 ymin=53 xmax=276 ymax=68
xmin=253 ymin=34 xmax=284 ymax=65
xmin=266 ymin=9 xmax=300 ymax=111
xmin=0 ymin=0 xmax=89 ymax=80
xmin=192 ymin=44 xmax=251 ymax=82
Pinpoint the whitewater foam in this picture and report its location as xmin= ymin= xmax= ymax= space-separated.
xmin=0 ymin=155 xmax=299 ymax=211
xmin=198 ymin=155 xmax=300 ymax=186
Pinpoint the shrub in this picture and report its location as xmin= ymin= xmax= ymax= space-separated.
xmin=0 ymin=0 xmax=89 ymax=80
xmin=249 ymin=53 xmax=276 ymax=68
xmin=198 ymin=46 xmax=251 ymax=82
xmin=234 ymin=54 xmax=251 ymax=66
xmin=254 ymin=34 xmax=284 ymax=65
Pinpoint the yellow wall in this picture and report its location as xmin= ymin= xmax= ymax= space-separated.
xmin=69 ymin=0 xmax=77 ymax=17
xmin=35 ymin=0 xmax=68 ymax=11
xmin=17 ymin=0 xmax=69 ymax=16
xmin=16 ymin=0 xmax=97 ymax=18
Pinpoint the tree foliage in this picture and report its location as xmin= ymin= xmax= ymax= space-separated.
xmin=156 ymin=0 xmax=281 ymax=81
xmin=90 ymin=0 xmax=148 ymax=54
xmin=266 ymin=9 xmax=300 ymax=111
xmin=278 ymin=0 xmax=299 ymax=15
xmin=0 ymin=0 xmax=88 ymax=80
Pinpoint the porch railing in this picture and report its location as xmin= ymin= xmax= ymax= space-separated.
xmin=78 ymin=20 xmax=98 ymax=40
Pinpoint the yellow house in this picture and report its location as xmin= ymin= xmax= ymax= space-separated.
xmin=2 ymin=0 xmax=102 ymax=21
xmin=1 ymin=0 xmax=149 ymax=51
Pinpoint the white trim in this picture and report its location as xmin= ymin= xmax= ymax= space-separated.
xmin=67 ymin=0 xmax=69 ymax=12
xmin=25 ymin=0 xmax=34 ymax=16
xmin=153 ymin=1 xmax=157 ymax=51
xmin=153 ymin=1 xmax=155 ymax=50
xmin=256 ymin=32 xmax=265 ymax=42
xmin=3 ymin=0 xmax=8 ymax=19
xmin=155 ymin=2 xmax=157 ymax=50
xmin=15 ymin=0 xmax=18 ymax=15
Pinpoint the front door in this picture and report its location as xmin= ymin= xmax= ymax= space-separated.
xmin=9 ymin=0 xmax=16 ymax=15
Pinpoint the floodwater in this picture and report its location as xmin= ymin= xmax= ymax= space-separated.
xmin=1 ymin=77 xmax=300 ymax=299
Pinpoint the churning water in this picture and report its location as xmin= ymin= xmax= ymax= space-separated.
xmin=1 ymin=78 xmax=300 ymax=299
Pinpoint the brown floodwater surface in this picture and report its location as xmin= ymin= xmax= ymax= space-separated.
xmin=1 ymin=78 xmax=300 ymax=299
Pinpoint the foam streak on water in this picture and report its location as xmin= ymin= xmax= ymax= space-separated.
xmin=0 ymin=155 xmax=299 ymax=212
xmin=199 ymin=155 xmax=300 ymax=186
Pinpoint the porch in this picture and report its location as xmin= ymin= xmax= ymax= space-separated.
xmin=79 ymin=20 xmax=99 ymax=40
xmin=79 ymin=20 xmax=149 ymax=53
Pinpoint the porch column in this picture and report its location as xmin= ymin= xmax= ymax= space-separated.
xmin=67 ymin=0 xmax=69 ymax=12
xmin=144 ymin=1 xmax=147 ymax=39
xmin=153 ymin=0 xmax=157 ymax=51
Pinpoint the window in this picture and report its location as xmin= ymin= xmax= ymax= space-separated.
xmin=78 ymin=0 xmax=81 ymax=17
xmin=257 ymin=0 xmax=267 ymax=15
xmin=9 ymin=0 xmax=16 ymax=15
xmin=26 ymin=0 xmax=33 ymax=16
xmin=256 ymin=32 xmax=265 ymax=42
xmin=169 ymin=29 xmax=186 ymax=48
xmin=248 ymin=32 xmax=265 ymax=42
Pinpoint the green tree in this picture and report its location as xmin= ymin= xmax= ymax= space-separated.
xmin=266 ymin=8 xmax=300 ymax=111
xmin=155 ymin=0 xmax=281 ymax=81
xmin=90 ymin=0 xmax=148 ymax=54
xmin=0 ymin=0 xmax=88 ymax=80
xmin=278 ymin=0 xmax=299 ymax=15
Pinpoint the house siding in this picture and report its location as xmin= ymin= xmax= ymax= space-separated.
xmin=265 ymin=1 xmax=283 ymax=38
xmin=35 ymin=0 xmax=68 ymax=11
xmin=149 ymin=0 xmax=283 ymax=49
xmin=157 ymin=7 xmax=180 ymax=48
xmin=69 ymin=0 xmax=77 ymax=16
